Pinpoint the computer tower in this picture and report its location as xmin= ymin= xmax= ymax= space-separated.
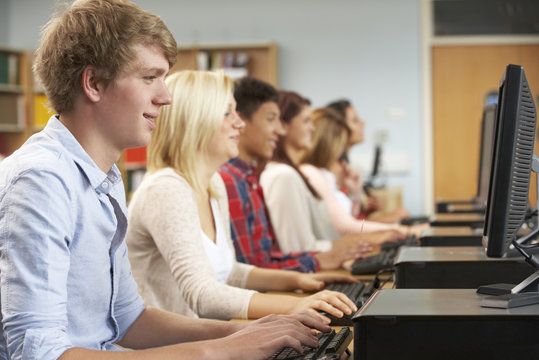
xmin=393 ymin=246 xmax=536 ymax=288
xmin=429 ymin=212 xmax=484 ymax=228
xmin=353 ymin=289 xmax=539 ymax=360
xmin=419 ymin=226 xmax=482 ymax=246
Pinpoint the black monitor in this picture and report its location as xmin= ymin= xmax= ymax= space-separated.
xmin=478 ymin=64 xmax=539 ymax=308
xmin=474 ymin=104 xmax=497 ymax=206
xmin=363 ymin=144 xmax=383 ymax=195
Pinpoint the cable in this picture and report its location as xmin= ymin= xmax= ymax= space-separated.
xmin=512 ymin=237 xmax=539 ymax=269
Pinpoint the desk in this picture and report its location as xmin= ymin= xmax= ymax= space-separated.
xmin=353 ymin=289 xmax=539 ymax=360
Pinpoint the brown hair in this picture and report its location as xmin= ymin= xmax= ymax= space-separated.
xmin=34 ymin=0 xmax=177 ymax=114
xmin=273 ymin=90 xmax=319 ymax=198
xmin=302 ymin=107 xmax=350 ymax=169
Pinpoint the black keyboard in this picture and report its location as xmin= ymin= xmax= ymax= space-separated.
xmin=379 ymin=235 xmax=417 ymax=251
xmin=268 ymin=327 xmax=352 ymax=360
xmin=322 ymin=280 xmax=376 ymax=326
xmin=349 ymin=236 xmax=417 ymax=276
xmin=350 ymin=248 xmax=398 ymax=275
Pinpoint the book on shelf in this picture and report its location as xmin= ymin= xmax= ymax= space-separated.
xmin=0 ymin=53 xmax=20 ymax=86
xmin=124 ymin=146 xmax=147 ymax=167
xmin=201 ymin=51 xmax=249 ymax=79
xmin=34 ymin=94 xmax=52 ymax=129
xmin=0 ymin=93 xmax=25 ymax=131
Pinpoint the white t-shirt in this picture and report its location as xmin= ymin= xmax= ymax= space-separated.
xmin=201 ymin=198 xmax=235 ymax=284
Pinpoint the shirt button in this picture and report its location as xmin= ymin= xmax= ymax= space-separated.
xmin=101 ymin=182 xmax=109 ymax=189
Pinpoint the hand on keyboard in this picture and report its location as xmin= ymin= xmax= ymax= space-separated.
xmin=322 ymin=280 xmax=377 ymax=326
xmin=221 ymin=311 xmax=330 ymax=360
xmin=297 ymin=273 xmax=358 ymax=292
xmin=290 ymin=289 xmax=358 ymax=323
xmin=267 ymin=327 xmax=353 ymax=360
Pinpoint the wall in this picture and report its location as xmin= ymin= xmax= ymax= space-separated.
xmin=4 ymin=0 xmax=425 ymax=215
xmin=0 ymin=0 xmax=9 ymax=44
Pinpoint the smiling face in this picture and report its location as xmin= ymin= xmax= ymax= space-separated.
xmin=238 ymin=101 xmax=285 ymax=163
xmin=284 ymin=104 xmax=314 ymax=152
xmin=93 ymin=43 xmax=172 ymax=152
xmin=208 ymin=95 xmax=245 ymax=165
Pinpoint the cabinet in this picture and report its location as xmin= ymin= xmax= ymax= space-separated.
xmin=122 ymin=42 xmax=279 ymax=199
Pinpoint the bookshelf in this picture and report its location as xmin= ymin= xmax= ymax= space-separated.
xmin=122 ymin=42 xmax=279 ymax=199
xmin=0 ymin=47 xmax=30 ymax=156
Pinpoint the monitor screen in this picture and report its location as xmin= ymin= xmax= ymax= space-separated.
xmin=482 ymin=64 xmax=537 ymax=258
xmin=475 ymin=104 xmax=497 ymax=205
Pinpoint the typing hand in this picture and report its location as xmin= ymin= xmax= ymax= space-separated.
xmin=294 ymin=273 xmax=357 ymax=292
xmin=357 ymin=229 xmax=406 ymax=247
xmin=315 ymin=240 xmax=371 ymax=270
xmin=214 ymin=311 xmax=328 ymax=360
xmin=291 ymin=290 xmax=358 ymax=323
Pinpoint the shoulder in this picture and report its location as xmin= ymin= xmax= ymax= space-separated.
xmin=217 ymin=165 xmax=236 ymax=185
xmin=1 ymin=138 xmax=78 ymax=194
xmin=262 ymin=162 xmax=300 ymax=180
xmin=132 ymin=168 xmax=194 ymax=204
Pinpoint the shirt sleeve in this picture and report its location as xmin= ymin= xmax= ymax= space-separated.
xmin=260 ymin=164 xmax=332 ymax=253
xmin=300 ymin=164 xmax=398 ymax=235
xmin=136 ymin=172 xmax=256 ymax=320
xmin=113 ymin=242 xmax=145 ymax=341
xmin=0 ymin=169 xmax=74 ymax=360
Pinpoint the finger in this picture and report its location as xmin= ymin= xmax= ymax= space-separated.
xmin=313 ymin=291 xmax=356 ymax=316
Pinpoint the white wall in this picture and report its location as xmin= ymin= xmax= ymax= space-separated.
xmin=5 ymin=0 xmax=425 ymax=215
xmin=0 ymin=0 xmax=9 ymax=44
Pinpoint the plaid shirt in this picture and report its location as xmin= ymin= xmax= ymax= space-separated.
xmin=218 ymin=158 xmax=320 ymax=272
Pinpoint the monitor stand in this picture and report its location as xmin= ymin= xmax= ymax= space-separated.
xmin=419 ymin=226 xmax=482 ymax=246
xmin=393 ymin=246 xmax=536 ymax=289
xmin=353 ymin=289 xmax=539 ymax=359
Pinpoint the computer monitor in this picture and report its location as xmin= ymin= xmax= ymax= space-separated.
xmin=478 ymin=64 xmax=539 ymax=308
xmin=363 ymin=144 xmax=382 ymax=195
xmin=475 ymin=104 xmax=497 ymax=206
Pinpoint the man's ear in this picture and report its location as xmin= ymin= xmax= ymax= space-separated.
xmin=81 ymin=66 xmax=102 ymax=103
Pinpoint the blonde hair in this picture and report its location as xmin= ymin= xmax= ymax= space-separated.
xmin=34 ymin=0 xmax=177 ymax=114
xmin=147 ymin=70 xmax=234 ymax=196
xmin=302 ymin=107 xmax=350 ymax=169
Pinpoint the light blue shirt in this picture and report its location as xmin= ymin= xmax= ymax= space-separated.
xmin=0 ymin=116 xmax=145 ymax=360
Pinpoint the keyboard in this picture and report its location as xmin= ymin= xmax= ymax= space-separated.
xmin=380 ymin=235 xmax=417 ymax=251
xmin=350 ymin=248 xmax=399 ymax=275
xmin=322 ymin=280 xmax=376 ymax=326
xmin=400 ymin=216 xmax=430 ymax=226
xmin=268 ymin=327 xmax=352 ymax=360
xmin=349 ymin=236 xmax=417 ymax=276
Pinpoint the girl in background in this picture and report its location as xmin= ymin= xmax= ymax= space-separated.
xmin=260 ymin=91 xmax=403 ymax=254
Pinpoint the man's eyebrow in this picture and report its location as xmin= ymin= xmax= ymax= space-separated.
xmin=138 ymin=66 xmax=168 ymax=75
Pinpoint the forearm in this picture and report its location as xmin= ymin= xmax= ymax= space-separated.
xmin=247 ymin=293 xmax=299 ymax=319
xmin=118 ymin=307 xmax=238 ymax=349
xmin=245 ymin=267 xmax=300 ymax=292
xmin=58 ymin=341 xmax=224 ymax=360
